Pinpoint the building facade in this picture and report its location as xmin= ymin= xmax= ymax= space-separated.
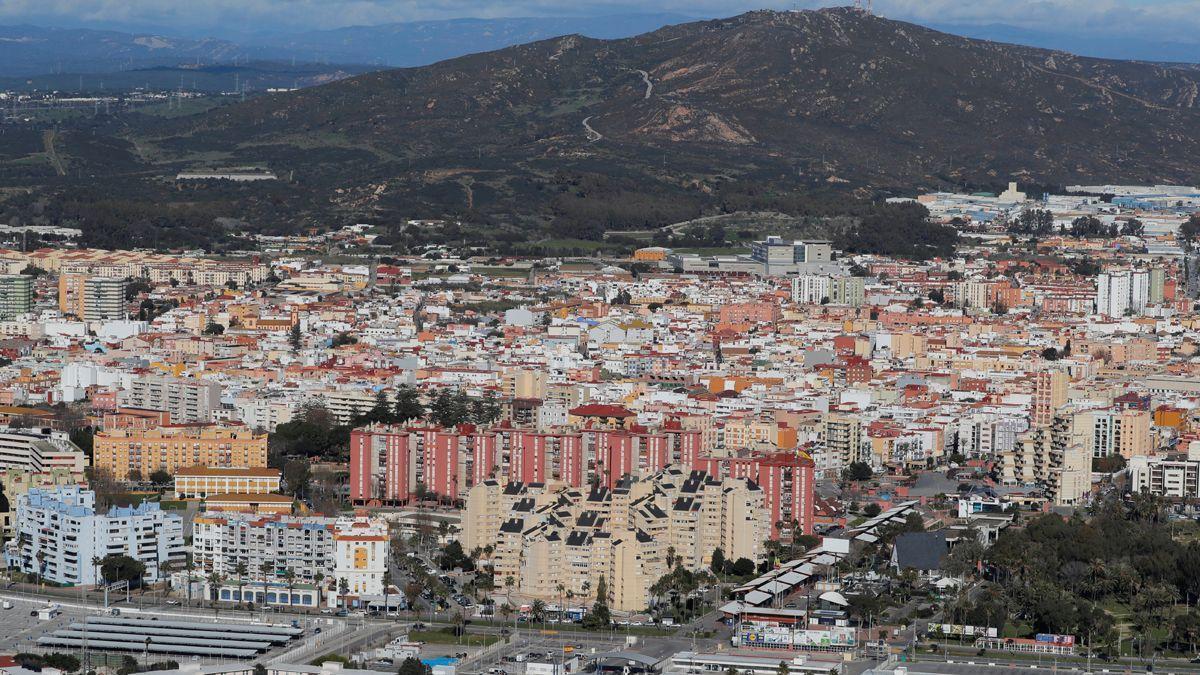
xmin=6 ymin=486 xmax=183 ymax=586
xmin=93 ymin=424 xmax=268 ymax=481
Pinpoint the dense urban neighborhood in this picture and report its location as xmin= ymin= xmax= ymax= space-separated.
xmin=0 ymin=179 xmax=1194 ymax=675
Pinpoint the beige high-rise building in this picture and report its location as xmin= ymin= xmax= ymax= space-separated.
xmin=1075 ymin=407 xmax=1151 ymax=459
xmin=1001 ymin=413 xmax=1091 ymax=506
xmin=1032 ymin=370 xmax=1068 ymax=428
xmin=59 ymin=273 xmax=127 ymax=321
xmin=504 ymin=369 xmax=549 ymax=400
xmin=464 ymin=468 xmax=770 ymax=612
xmin=821 ymin=411 xmax=865 ymax=470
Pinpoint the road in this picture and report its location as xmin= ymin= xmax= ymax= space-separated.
xmin=582 ymin=116 xmax=603 ymax=142
xmin=634 ymin=70 xmax=653 ymax=99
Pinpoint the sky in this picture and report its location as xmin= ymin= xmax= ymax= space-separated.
xmin=1 ymin=0 xmax=1198 ymax=46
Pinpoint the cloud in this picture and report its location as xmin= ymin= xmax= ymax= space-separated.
xmin=0 ymin=0 xmax=1197 ymax=44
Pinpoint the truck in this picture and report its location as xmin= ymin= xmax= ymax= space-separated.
xmin=37 ymin=605 xmax=61 ymax=620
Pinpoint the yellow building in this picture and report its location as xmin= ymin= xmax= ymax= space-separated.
xmin=465 ymin=467 xmax=770 ymax=612
xmin=93 ymin=424 xmax=268 ymax=481
xmin=203 ymin=493 xmax=294 ymax=515
xmin=632 ymin=247 xmax=670 ymax=262
xmin=174 ymin=466 xmax=282 ymax=499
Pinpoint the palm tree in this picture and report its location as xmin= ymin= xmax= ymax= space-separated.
xmin=183 ymin=553 xmax=196 ymax=606
xmin=234 ymin=561 xmax=248 ymax=607
xmin=35 ymin=550 xmax=46 ymax=591
xmin=314 ymin=572 xmax=326 ymax=609
xmin=207 ymin=572 xmax=223 ymax=604
xmin=338 ymin=577 xmax=350 ymax=607
xmin=556 ymin=583 xmax=566 ymax=621
xmin=259 ymin=561 xmax=274 ymax=607
xmin=531 ymin=599 xmax=547 ymax=631
xmin=283 ymin=569 xmax=297 ymax=609
xmin=91 ymin=556 xmax=103 ymax=593
xmin=505 ymin=575 xmax=515 ymax=605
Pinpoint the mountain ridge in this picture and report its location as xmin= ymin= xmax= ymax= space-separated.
xmin=5 ymin=8 xmax=1200 ymax=249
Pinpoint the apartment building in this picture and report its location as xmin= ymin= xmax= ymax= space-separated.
xmin=122 ymin=374 xmax=222 ymax=423
xmin=1096 ymin=269 xmax=1149 ymax=317
xmin=5 ymin=486 xmax=183 ymax=586
xmin=465 ymin=467 xmax=771 ymax=612
xmin=192 ymin=513 xmax=387 ymax=606
xmin=93 ymin=423 xmax=268 ymax=481
xmin=1128 ymin=454 xmax=1200 ymax=498
xmin=1031 ymin=370 xmax=1068 ymax=428
xmin=0 ymin=428 xmax=87 ymax=473
xmin=0 ymin=275 xmax=33 ymax=318
xmin=59 ymin=273 xmax=128 ymax=321
xmin=820 ymin=411 xmax=866 ymax=472
xmin=1000 ymin=414 xmax=1091 ymax=506
xmin=1077 ymin=407 xmax=1151 ymax=459
xmin=349 ymin=423 xmax=706 ymax=506
xmin=173 ymin=466 xmax=282 ymax=499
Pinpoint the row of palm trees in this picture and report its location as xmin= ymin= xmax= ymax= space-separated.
xmin=181 ymin=557 xmax=349 ymax=610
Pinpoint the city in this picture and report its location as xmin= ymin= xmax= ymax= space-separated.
xmin=0 ymin=2 xmax=1198 ymax=675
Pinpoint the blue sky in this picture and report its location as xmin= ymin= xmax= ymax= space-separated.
xmin=2 ymin=0 xmax=1198 ymax=46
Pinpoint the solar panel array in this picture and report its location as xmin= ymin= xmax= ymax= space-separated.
xmin=37 ymin=615 xmax=303 ymax=659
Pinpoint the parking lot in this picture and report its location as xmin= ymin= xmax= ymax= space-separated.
xmin=0 ymin=592 xmax=337 ymax=665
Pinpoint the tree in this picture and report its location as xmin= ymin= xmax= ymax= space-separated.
xmin=289 ymin=323 xmax=302 ymax=351
xmin=260 ymin=561 xmax=275 ymax=607
xmin=203 ymin=322 xmax=225 ymax=335
xmin=283 ymin=568 xmax=297 ymax=608
xmin=1120 ymin=218 xmax=1145 ymax=237
xmin=149 ymin=469 xmax=172 ymax=486
xmin=438 ymin=540 xmax=473 ymax=572
xmin=282 ymin=459 xmax=311 ymax=497
xmin=207 ymin=571 xmax=224 ymax=602
xmin=398 ymin=657 xmax=432 ymax=675
xmin=234 ymin=561 xmax=249 ymax=605
xmin=1041 ymin=347 xmax=1060 ymax=361
xmin=1180 ymin=213 xmax=1200 ymax=248
xmin=730 ymin=558 xmax=756 ymax=577
xmin=101 ymin=555 xmax=147 ymax=587
xmin=863 ymin=503 xmax=882 ymax=518
xmin=393 ymin=385 xmax=425 ymax=422
xmin=842 ymin=461 xmax=873 ymax=482
xmin=582 ymin=575 xmax=612 ymax=629
xmin=710 ymin=548 xmax=726 ymax=577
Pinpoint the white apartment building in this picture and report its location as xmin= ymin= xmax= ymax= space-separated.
xmin=1095 ymin=270 xmax=1149 ymax=317
xmin=332 ymin=516 xmax=388 ymax=599
xmin=191 ymin=513 xmax=387 ymax=605
xmin=1128 ymin=455 xmax=1200 ymax=498
xmin=792 ymin=275 xmax=831 ymax=304
xmin=5 ymin=486 xmax=183 ymax=586
xmin=83 ymin=276 xmax=128 ymax=322
xmin=122 ymin=374 xmax=222 ymax=423
xmin=0 ymin=428 xmax=87 ymax=473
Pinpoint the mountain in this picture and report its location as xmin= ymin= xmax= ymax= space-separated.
xmin=0 ymin=61 xmax=376 ymax=94
xmin=6 ymin=8 xmax=1200 ymax=250
xmin=0 ymin=15 xmax=694 ymax=80
xmin=927 ymin=22 xmax=1200 ymax=65
xmin=254 ymin=14 xmax=694 ymax=67
xmin=0 ymin=25 xmax=259 ymax=77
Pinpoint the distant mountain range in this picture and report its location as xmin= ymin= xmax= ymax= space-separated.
xmin=2 ymin=13 xmax=1195 ymax=84
xmin=104 ymin=9 xmax=1200 ymax=216
xmin=0 ymin=15 xmax=693 ymax=82
xmin=3 ymin=8 xmax=1200 ymax=252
